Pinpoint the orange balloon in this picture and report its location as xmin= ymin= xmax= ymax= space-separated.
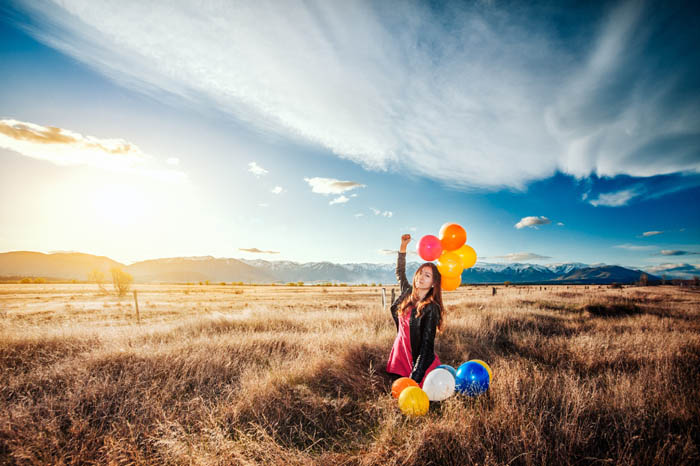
xmin=439 ymin=223 xmax=467 ymax=251
xmin=441 ymin=274 xmax=461 ymax=291
xmin=455 ymin=244 xmax=477 ymax=269
xmin=437 ymin=251 xmax=463 ymax=278
xmin=391 ymin=377 xmax=419 ymax=399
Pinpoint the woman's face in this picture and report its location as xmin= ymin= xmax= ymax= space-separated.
xmin=414 ymin=266 xmax=435 ymax=290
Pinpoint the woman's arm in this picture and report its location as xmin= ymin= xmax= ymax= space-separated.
xmin=410 ymin=305 xmax=439 ymax=383
xmin=396 ymin=234 xmax=411 ymax=293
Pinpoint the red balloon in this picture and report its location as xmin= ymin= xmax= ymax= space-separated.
xmin=439 ymin=223 xmax=467 ymax=251
xmin=417 ymin=235 xmax=442 ymax=261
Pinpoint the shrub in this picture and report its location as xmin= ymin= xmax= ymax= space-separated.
xmin=20 ymin=277 xmax=32 ymax=284
xmin=110 ymin=267 xmax=133 ymax=297
xmin=88 ymin=269 xmax=106 ymax=292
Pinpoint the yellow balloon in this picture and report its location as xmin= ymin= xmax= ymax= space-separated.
xmin=455 ymin=244 xmax=477 ymax=269
xmin=398 ymin=386 xmax=429 ymax=416
xmin=470 ymin=359 xmax=493 ymax=382
xmin=437 ymin=251 xmax=463 ymax=278
xmin=441 ymin=274 xmax=461 ymax=291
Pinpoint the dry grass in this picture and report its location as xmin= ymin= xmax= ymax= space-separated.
xmin=1 ymin=284 xmax=699 ymax=465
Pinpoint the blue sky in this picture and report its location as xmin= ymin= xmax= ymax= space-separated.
xmin=1 ymin=0 xmax=698 ymax=277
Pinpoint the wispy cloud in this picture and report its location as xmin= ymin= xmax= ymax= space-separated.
xmin=304 ymin=177 xmax=365 ymax=195
xmin=589 ymin=187 xmax=641 ymax=207
xmin=248 ymin=162 xmax=268 ymax=177
xmin=491 ymin=252 xmax=551 ymax=262
xmin=380 ymin=249 xmax=417 ymax=256
xmin=515 ymin=216 xmax=551 ymax=229
xmin=329 ymin=195 xmax=349 ymax=205
xmin=642 ymin=230 xmax=663 ymax=237
xmin=239 ymin=247 xmax=279 ymax=254
xmin=644 ymin=263 xmax=700 ymax=279
xmin=370 ymin=208 xmax=392 ymax=218
xmin=660 ymin=250 xmax=699 ymax=256
xmin=271 ymin=186 xmax=284 ymax=194
xmin=0 ymin=118 xmax=185 ymax=182
xmin=614 ymin=244 xmax=656 ymax=251
xmin=16 ymin=1 xmax=699 ymax=189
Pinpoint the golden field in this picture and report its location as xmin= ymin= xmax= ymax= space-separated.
xmin=1 ymin=283 xmax=699 ymax=465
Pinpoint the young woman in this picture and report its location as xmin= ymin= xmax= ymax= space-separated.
xmin=386 ymin=234 xmax=444 ymax=387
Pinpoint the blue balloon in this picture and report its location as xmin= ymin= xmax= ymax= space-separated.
xmin=455 ymin=361 xmax=490 ymax=396
xmin=436 ymin=364 xmax=457 ymax=379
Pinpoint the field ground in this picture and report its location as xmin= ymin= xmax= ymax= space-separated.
xmin=1 ymin=283 xmax=699 ymax=465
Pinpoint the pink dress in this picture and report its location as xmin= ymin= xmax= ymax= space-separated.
xmin=386 ymin=306 xmax=441 ymax=387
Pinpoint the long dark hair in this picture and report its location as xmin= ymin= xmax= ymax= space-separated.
xmin=397 ymin=262 xmax=445 ymax=331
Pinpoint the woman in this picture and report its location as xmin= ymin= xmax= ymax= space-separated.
xmin=386 ymin=234 xmax=444 ymax=387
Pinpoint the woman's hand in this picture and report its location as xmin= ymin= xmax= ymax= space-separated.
xmin=399 ymin=234 xmax=411 ymax=253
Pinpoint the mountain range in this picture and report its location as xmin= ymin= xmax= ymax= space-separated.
xmin=0 ymin=251 xmax=660 ymax=284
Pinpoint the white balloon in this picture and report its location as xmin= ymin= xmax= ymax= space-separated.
xmin=422 ymin=368 xmax=455 ymax=401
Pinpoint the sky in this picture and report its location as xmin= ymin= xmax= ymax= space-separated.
xmin=1 ymin=0 xmax=699 ymax=277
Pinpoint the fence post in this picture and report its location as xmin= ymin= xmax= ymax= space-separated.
xmin=382 ymin=288 xmax=386 ymax=309
xmin=133 ymin=290 xmax=140 ymax=323
xmin=391 ymin=288 xmax=395 ymax=305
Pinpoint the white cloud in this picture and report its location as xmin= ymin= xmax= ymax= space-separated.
xmin=644 ymin=263 xmax=700 ymax=279
xmin=370 ymin=207 xmax=392 ymax=217
xmin=17 ymin=1 xmax=699 ymax=190
xmin=271 ymin=186 xmax=283 ymax=194
xmin=304 ymin=177 xmax=365 ymax=195
xmin=329 ymin=195 xmax=349 ymax=205
xmin=248 ymin=162 xmax=268 ymax=177
xmin=515 ymin=216 xmax=551 ymax=229
xmin=642 ymin=230 xmax=663 ymax=237
xmin=0 ymin=118 xmax=185 ymax=182
xmin=614 ymin=244 xmax=656 ymax=251
xmin=166 ymin=157 xmax=180 ymax=165
xmin=589 ymin=187 xmax=642 ymax=207
xmin=492 ymin=252 xmax=551 ymax=262
xmin=556 ymin=222 xmax=564 ymax=227
xmin=660 ymin=250 xmax=699 ymax=256
xmin=354 ymin=213 xmax=364 ymax=218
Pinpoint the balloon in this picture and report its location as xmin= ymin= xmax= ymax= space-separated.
xmin=398 ymin=386 xmax=430 ymax=416
xmin=436 ymin=364 xmax=457 ymax=379
xmin=417 ymin=235 xmax=442 ymax=261
xmin=439 ymin=223 xmax=467 ymax=251
xmin=455 ymin=361 xmax=490 ymax=396
xmin=437 ymin=251 xmax=463 ymax=278
xmin=454 ymin=244 xmax=477 ymax=269
xmin=422 ymin=368 xmax=456 ymax=401
xmin=441 ymin=274 xmax=461 ymax=291
xmin=391 ymin=377 xmax=419 ymax=399
xmin=470 ymin=359 xmax=493 ymax=382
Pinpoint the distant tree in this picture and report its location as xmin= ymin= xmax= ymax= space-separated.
xmin=662 ymin=274 xmax=667 ymax=285
xmin=20 ymin=277 xmax=32 ymax=284
xmin=504 ymin=281 xmax=511 ymax=287
xmin=694 ymin=276 xmax=699 ymax=288
xmin=110 ymin=267 xmax=133 ymax=297
xmin=88 ymin=269 xmax=106 ymax=292
xmin=639 ymin=273 xmax=649 ymax=286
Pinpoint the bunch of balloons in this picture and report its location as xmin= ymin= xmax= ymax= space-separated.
xmin=391 ymin=359 xmax=493 ymax=416
xmin=416 ymin=223 xmax=477 ymax=291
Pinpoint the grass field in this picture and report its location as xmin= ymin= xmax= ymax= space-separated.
xmin=1 ymin=283 xmax=699 ymax=465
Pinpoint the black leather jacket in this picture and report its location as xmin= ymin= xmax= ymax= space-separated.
xmin=390 ymin=252 xmax=440 ymax=383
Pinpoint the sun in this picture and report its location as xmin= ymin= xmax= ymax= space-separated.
xmin=91 ymin=184 xmax=150 ymax=228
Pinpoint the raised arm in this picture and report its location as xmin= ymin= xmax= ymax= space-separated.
xmin=396 ymin=234 xmax=411 ymax=293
